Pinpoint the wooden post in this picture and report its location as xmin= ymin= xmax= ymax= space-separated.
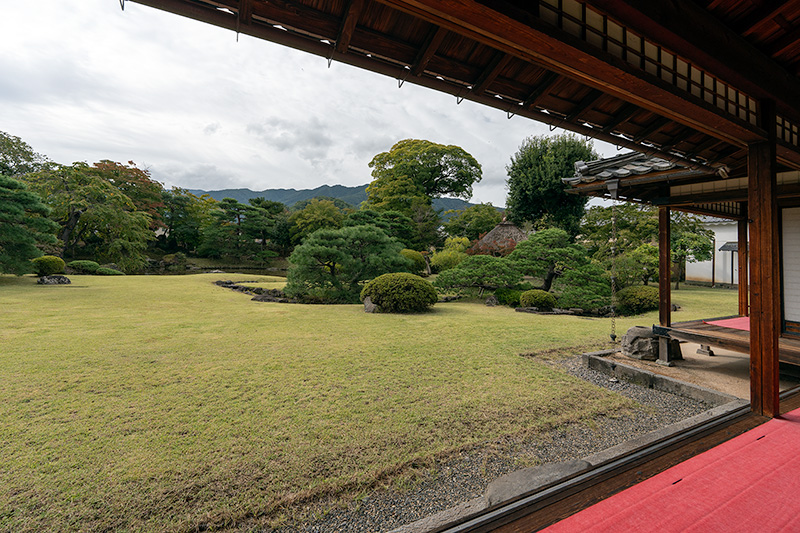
xmin=659 ymin=206 xmax=671 ymax=328
xmin=711 ymin=237 xmax=716 ymax=287
xmin=748 ymin=101 xmax=780 ymax=417
xmin=658 ymin=206 xmax=672 ymax=366
xmin=738 ymin=209 xmax=749 ymax=317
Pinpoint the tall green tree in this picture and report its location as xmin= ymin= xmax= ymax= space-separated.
xmin=368 ymin=139 xmax=482 ymax=200
xmin=671 ymin=212 xmax=714 ymax=289
xmin=0 ymin=131 xmax=47 ymax=176
xmin=160 ymin=187 xmax=216 ymax=253
xmin=443 ymin=203 xmax=502 ymax=240
xmin=284 ymin=225 xmax=411 ymax=303
xmin=507 ymin=228 xmax=589 ymax=291
xmin=288 ymin=198 xmax=346 ymax=244
xmin=343 ymin=209 xmax=416 ymax=248
xmin=23 ymin=162 xmax=153 ymax=272
xmin=0 ymin=175 xmax=59 ymax=274
xmin=506 ymin=134 xmax=597 ymax=236
xmin=92 ymin=160 xmax=165 ymax=229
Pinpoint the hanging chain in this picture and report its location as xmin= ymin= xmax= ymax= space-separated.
xmin=610 ymin=197 xmax=618 ymax=342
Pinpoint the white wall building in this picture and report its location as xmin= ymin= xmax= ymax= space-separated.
xmin=685 ymin=218 xmax=742 ymax=285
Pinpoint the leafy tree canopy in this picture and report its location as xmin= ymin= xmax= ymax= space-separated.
xmin=0 ymin=175 xmax=59 ymax=275
xmin=284 ymin=225 xmax=411 ymax=303
xmin=507 ymin=228 xmax=589 ymax=291
xmin=288 ymin=198 xmax=346 ymax=244
xmin=368 ymin=139 xmax=482 ymax=200
xmin=160 ymin=187 xmax=217 ymax=253
xmin=443 ymin=203 xmax=502 ymax=240
xmin=23 ymin=162 xmax=154 ymax=272
xmin=292 ymin=196 xmax=354 ymax=212
xmin=506 ymin=134 xmax=597 ymax=236
xmin=343 ymin=209 xmax=415 ymax=248
xmin=0 ymin=131 xmax=47 ymax=177
xmin=433 ymin=255 xmax=523 ymax=293
xmin=579 ymin=204 xmax=659 ymax=260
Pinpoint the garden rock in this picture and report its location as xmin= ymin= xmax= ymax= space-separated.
xmin=37 ymin=275 xmax=71 ymax=285
xmin=621 ymin=326 xmax=683 ymax=361
xmin=621 ymin=326 xmax=658 ymax=361
xmin=363 ymin=296 xmax=378 ymax=313
xmin=485 ymin=295 xmax=499 ymax=306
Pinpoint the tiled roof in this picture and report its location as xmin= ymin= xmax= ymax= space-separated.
xmin=564 ymin=152 xmax=684 ymax=186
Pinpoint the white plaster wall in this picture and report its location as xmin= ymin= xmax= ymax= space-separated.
xmin=783 ymin=208 xmax=800 ymax=322
xmin=685 ymin=221 xmax=741 ymax=284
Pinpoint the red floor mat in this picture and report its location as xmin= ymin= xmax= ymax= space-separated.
xmin=544 ymin=409 xmax=800 ymax=532
xmin=703 ymin=316 xmax=750 ymax=331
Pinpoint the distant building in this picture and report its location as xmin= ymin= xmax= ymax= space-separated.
xmin=685 ymin=218 xmax=744 ymax=285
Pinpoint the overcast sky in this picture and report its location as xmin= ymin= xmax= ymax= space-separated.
xmin=2 ymin=0 xmax=621 ymax=207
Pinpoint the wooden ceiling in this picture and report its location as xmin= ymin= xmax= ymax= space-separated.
xmin=130 ymin=0 xmax=800 ymax=206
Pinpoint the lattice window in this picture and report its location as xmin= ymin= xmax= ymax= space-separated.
xmin=538 ymin=0 xmax=758 ymax=127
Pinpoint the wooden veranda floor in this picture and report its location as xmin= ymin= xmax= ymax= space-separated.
xmin=665 ymin=318 xmax=800 ymax=366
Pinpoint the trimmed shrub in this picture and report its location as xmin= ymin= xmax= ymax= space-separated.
xmin=30 ymin=255 xmax=65 ymax=276
xmin=519 ymin=289 xmax=557 ymax=311
xmin=96 ymin=267 xmax=125 ymax=276
xmin=616 ymin=285 xmax=659 ymax=315
xmin=494 ymin=287 xmax=523 ymax=307
xmin=429 ymin=249 xmax=468 ymax=273
xmin=400 ymin=249 xmax=426 ymax=275
xmin=360 ymin=273 xmax=438 ymax=313
xmin=555 ymin=262 xmax=611 ymax=311
xmin=67 ymin=260 xmax=100 ymax=274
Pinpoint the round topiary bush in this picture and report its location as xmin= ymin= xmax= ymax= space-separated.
xmin=400 ymin=249 xmax=426 ymax=275
xmin=95 ymin=267 xmax=125 ymax=276
xmin=519 ymin=289 xmax=557 ymax=311
xmin=615 ymin=285 xmax=659 ymax=315
xmin=360 ymin=273 xmax=438 ymax=313
xmin=67 ymin=260 xmax=100 ymax=274
xmin=30 ymin=255 xmax=65 ymax=276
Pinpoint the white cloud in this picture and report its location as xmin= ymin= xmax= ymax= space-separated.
xmin=0 ymin=0 xmax=623 ymax=206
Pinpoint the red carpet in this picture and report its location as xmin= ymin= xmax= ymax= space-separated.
xmin=703 ymin=316 xmax=751 ymax=331
xmin=544 ymin=408 xmax=800 ymax=532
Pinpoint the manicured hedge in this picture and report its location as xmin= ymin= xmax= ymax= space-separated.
xmin=615 ymin=285 xmax=659 ymax=315
xmin=360 ymin=273 xmax=437 ymax=313
xmin=519 ymin=289 xmax=557 ymax=311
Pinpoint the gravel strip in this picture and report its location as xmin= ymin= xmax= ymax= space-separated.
xmin=265 ymin=355 xmax=712 ymax=533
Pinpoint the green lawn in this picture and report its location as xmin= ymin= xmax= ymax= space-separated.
xmin=0 ymin=274 xmax=736 ymax=531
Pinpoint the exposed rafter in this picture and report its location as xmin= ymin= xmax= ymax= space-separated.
xmin=410 ymin=25 xmax=447 ymax=76
xmin=335 ymin=0 xmax=365 ymax=53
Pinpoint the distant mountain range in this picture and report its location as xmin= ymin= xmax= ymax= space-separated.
xmin=188 ymin=183 xmax=481 ymax=214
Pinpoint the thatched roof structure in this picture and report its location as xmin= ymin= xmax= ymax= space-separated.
xmin=476 ymin=221 xmax=528 ymax=246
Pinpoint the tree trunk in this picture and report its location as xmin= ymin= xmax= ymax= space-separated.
xmin=541 ymin=265 xmax=557 ymax=292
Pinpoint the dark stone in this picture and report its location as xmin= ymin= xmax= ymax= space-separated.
xmin=620 ymin=325 xmax=658 ymax=361
xmin=485 ymin=295 xmax=499 ymax=306
xmin=363 ymin=296 xmax=378 ymax=313
xmin=37 ymin=275 xmax=71 ymax=285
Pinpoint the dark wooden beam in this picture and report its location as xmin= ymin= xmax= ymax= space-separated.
xmin=659 ymin=127 xmax=698 ymax=151
xmin=585 ymin=0 xmax=800 ymax=134
xmin=521 ymin=71 xmax=560 ymax=110
xmin=238 ymin=0 xmax=252 ymax=25
xmin=335 ymin=0 xmax=365 ymax=53
xmin=565 ymin=88 xmax=603 ymax=122
xmin=633 ymin=116 xmax=671 ymax=143
xmin=748 ymin=101 xmax=781 ymax=418
xmin=472 ymin=52 xmax=514 ymax=94
xmin=601 ymin=103 xmax=640 ymax=134
xmin=659 ymin=206 xmax=671 ymax=328
xmin=376 ymin=0 xmax=767 ymax=149
xmin=738 ymin=209 xmax=749 ymax=317
xmin=735 ymin=1 xmax=794 ymax=36
xmin=766 ymin=25 xmax=800 ymax=58
xmin=411 ymin=25 xmax=447 ymax=76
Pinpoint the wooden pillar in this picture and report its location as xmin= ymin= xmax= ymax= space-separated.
xmin=738 ymin=208 xmax=749 ymax=317
xmin=748 ymin=101 xmax=780 ymax=417
xmin=659 ymin=206 xmax=671 ymax=328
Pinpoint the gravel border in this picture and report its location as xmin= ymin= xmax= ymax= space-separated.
xmin=263 ymin=355 xmax=713 ymax=533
